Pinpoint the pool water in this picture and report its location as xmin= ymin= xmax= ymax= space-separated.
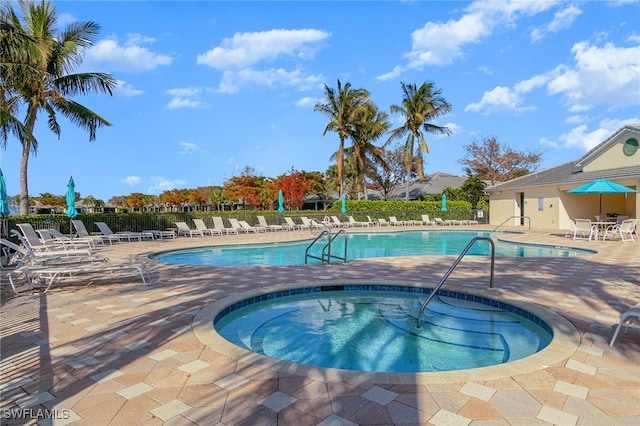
xmin=215 ymin=287 xmax=552 ymax=373
xmin=153 ymin=230 xmax=590 ymax=266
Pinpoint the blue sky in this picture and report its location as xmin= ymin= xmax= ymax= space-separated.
xmin=1 ymin=0 xmax=639 ymax=202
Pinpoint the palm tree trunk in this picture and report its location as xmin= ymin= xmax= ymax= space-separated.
xmin=19 ymin=141 xmax=30 ymax=215
xmin=337 ymin=137 xmax=345 ymax=197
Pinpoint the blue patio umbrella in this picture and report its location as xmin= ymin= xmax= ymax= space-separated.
xmin=277 ymin=189 xmax=284 ymax=213
xmin=441 ymin=193 xmax=448 ymax=212
xmin=0 ymin=168 xmax=10 ymax=238
xmin=341 ymin=193 xmax=346 ymax=214
xmin=0 ymin=168 xmax=10 ymax=217
xmin=66 ymin=177 xmax=78 ymax=237
xmin=567 ymin=178 xmax=636 ymax=215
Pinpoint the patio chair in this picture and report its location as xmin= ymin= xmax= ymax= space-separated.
xmin=433 ymin=218 xmax=446 ymax=226
xmin=389 ymin=216 xmax=406 ymax=226
xmin=8 ymin=258 xmax=149 ymax=295
xmin=193 ymin=218 xmax=222 ymax=236
xmin=602 ymin=219 xmax=637 ymax=242
xmin=39 ymin=228 xmax=97 ymax=250
xmin=609 ymin=303 xmax=640 ymax=346
xmin=377 ymin=218 xmax=390 ymax=226
xmin=421 ymin=214 xmax=436 ymax=226
xmin=238 ymin=219 xmax=266 ymax=233
xmin=573 ymin=219 xmax=598 ymax=241
xmin=348 ymin=216 xmax=369 ymax=227
xmin=15 ymin=223 xmax=57 ymax=251
xmin=257 ymin=215 xmax=284 ymax=232
xmin=212 ymin=217 xmax=239 ymax=235
xmin=284 ymin=216 xmax=307 ymax=230
xmin=564 ymin=219 xmax=578 ymax=238
xmin=175 ymin=222 xmax=204 ymax=237
xmin=301 ymin=216 xmax=325 ymax=230
xmin=71 ymin=220 xmax=114 ymax=245
xmin=366 ymin=216 xmax=379 ymax=226
xmin=227 ymin=218 xmax=250 ymax=233
xmin=95 ymin=222 xmax=153 ymax=242
xmin=331 ymin=216 xmax=353 ymax=228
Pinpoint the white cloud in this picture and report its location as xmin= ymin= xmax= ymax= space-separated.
xmin=147 ymin=177 xmax=187 ymax=194
xmin=217 ymin=68 xmax=324 ymax=95
xmin=379 ymin=0 xmax=557 ymax=78
xmin=547 ymin=117 xmax=639 ymax=151
xmin=466 ymin=40 xmax=639 ymax=115
xmin=546 ymin=41 xmax=640 ymax=110
xmin=197 ymin=29 xmax=329 ymax=93
xmin=122 ymin=176 xmax=141 ymax=185
xmin=113 ymin=80 xmax=143 ymax=97
xmin=530 ymin=5 xmax=582 ymax=43
xmin=84 ymin=34 xmax=172 ymax=72
xmin=295 ymin=96 xmax=317 ymax=107
xmin=465 ymin=86 xmax=534 ymax=114
xmin=179 ymin=141 xmax=200 ymax=154
xmin=197 ymin=29 xmax=329 ymax=69
xmin=164 ymin=87 xmax=210 ymax=110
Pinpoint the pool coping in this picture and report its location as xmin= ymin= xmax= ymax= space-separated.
xmin=192 ymin=279 xmax=581 ymax=385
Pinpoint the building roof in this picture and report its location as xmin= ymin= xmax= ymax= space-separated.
xmin=486 ymin=125 xmax=640 ymax=192
xmin=388 ymin=171 xmax=467 ymax=199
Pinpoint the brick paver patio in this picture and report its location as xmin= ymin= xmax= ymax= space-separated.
xmin=1 ymin=225 xmax=638 ymax=425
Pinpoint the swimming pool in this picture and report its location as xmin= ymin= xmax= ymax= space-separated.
xmin=152 ymin=230 xmax=592 ymax=266
xmin=214 ymin=285 xmax=553 ymax=373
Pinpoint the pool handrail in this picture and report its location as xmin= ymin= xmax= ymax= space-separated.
xmin=304 ymin=227 xmax=348 ymax=264
xmin=416 ymin=236 xmax=495 ymax=328
xmin=493 ymin=216 xmax=531 ymax=232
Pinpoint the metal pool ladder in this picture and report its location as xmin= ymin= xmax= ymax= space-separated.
xmin=304 ymin=221 xmax=348 ymax=264
xmin=416 ymin=236 xmax=496 ymax=328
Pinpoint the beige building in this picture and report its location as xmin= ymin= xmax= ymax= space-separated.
xmin=486 ymin=125 xmax=640 ymax=231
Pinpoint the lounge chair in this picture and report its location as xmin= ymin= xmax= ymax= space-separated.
xmin=367 ymin=216 xmax=379 ymax=226
xmin=421 ymin=214 xmax=436 ymax=226
xmin=175 ymin=222 xmax=204 ymax=237
xmin=1 ymin=237 xmax=98 ymax=266
xmin=301 ymin=216 xmax=325 ymax=230
xmin=193 ymin=218 xmax=222 ymax=236
xmin=8 ymin=259 xmax=149 ymax=295
xmin=433 ymin=217 xmax=446 ymax=226
xmin=564 ymin=219 xmax=578 ymax=238
xmin=257 ymin=215 xmax=284 ymax=232
xmin=72 ymin=220 xmax=114 ymax=245
xmin=95 ymin=222 xmax=153 ymax=242
xmin=377 ymin=218 xmax=390 ymax=226
xmin=609 ymin=303 xmax=640 ymax=346
xmin=39 ymin=228 xmax=97 ymax=250
xmin=389 ymin=216 xmax=406 ymax=226
xmin=573 ymin=219 xmax=598 ymax=241
xmin=230 ymin=219 xmax=265 ymax=233
xmin=331 ymin=216 xmax=353 ymax=228
xmin=602 ymin=219 xmax=637 ymax=242
xmin=15 ymin=223 xmax=58 ymax=251
xmin=212 ymin=217 xmax=239 ymax=235
xmin=348 ymin=216 xmax=370 ymax=227
xmin=284 ymin=216 xmax=306 ymax=230
xmin=143 ymin=229 xmax=176 ymax=240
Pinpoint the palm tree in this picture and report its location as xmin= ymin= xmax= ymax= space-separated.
xmin=346 ymin=102 xmax=390 ymax=200
xmin=314 ymin=79 xmax=369 ymax=197
xmin=1 ymin=1 xmax=116 ymax=215
xmin=389 ymin=81 xmax=452 ymax=200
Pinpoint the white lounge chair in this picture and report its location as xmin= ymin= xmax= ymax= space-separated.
xmin=610 ymin=303 xmax=640 ymax=346
xmin=72 ymin=220 xmax=113 ymax=245
xmin=367 ymin=216 xmax=379 ymax=226
xmin=301 ymin=216 xmax=325 ymax=230
xmin=257 ymin=215 xmax=283 ymax=232
xmin=348 ymin=216 xmax=369 ymax=227
xmin=389 ymin=216 xmax=406 ymax=226
xmin=238 ymin=220 xmax=267 ymax=234
xmin=331 ymin=216 xmax=353 ymax=228
xmin=421 ymin=214 xmax=436 ymax=226
xmin=38 ymin=228 xmax=97 ymax=250
xmin=8 ymin=260 xmax=149 ymax=295
xmin=564 ymin=219 xmax=578 ymax=238
xmin=15 ymin=223 xmax=58 ymax=251
xmin=433 ymin=217 xmax=446 ymax=226
xmin=95 ymin=221 xmax=153 ymax=242
xmin=212 ymin=217 xmax=238 ymax=235
xmin=284 ymin=216 xmax=306 ymax=230
xmin=193 ymin=218 xmax=222 ymax=236
xmin=602 ymin=219 xmax=637 ymax=242
xmin=377 ymin=218 xmax=390 ymax=226
xmin=175 ymin=222 xmax=204 ymax=237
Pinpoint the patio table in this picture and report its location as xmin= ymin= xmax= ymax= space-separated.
xmin=593 ymin=221 xmax=616 ymax=239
